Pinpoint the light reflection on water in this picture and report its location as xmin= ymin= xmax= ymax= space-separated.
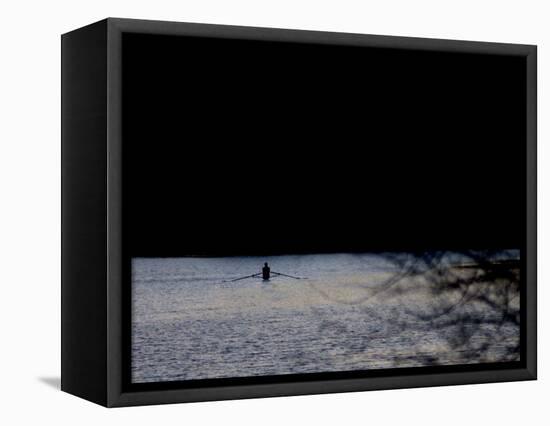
xmin=131 ymin=253 xmax=519 ymax=383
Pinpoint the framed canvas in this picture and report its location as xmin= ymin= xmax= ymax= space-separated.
xmin=61 ymin=18 xmax=537 ymax=407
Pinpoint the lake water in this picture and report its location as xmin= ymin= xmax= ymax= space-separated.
xmin=131 ymin=253 xmax=520 ymax=383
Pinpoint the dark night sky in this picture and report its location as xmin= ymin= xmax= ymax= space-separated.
xmin=122 ymin=33 xmax=526 ymax=257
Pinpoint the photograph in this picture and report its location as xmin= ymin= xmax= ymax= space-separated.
xmin=57 ymin=7 xmax=538 ymax=411
xmin=121 ymin=27 xmax=530 ymax=390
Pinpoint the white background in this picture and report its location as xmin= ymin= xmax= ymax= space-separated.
xmin=0 ymin=0 xmax=546 ymax=424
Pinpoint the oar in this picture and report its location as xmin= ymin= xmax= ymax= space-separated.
xmin=223 ymin=272 xmax=262 ymax=283
xmin=271 ymin=271 xmax=306 ymax=280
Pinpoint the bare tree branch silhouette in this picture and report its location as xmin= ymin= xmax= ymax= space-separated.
xmin=308 ymin=250 xmax=520 ymax=367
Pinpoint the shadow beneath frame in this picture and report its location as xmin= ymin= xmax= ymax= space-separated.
xmin=38 ymin=376 xmax=61 ymax=390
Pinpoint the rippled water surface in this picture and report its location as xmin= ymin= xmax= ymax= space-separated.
xmin=132 ymin=253 xmax=519 ymax=383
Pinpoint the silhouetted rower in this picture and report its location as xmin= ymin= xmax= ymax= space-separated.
xmin=262 ymin=262 xmax=270 ymax=280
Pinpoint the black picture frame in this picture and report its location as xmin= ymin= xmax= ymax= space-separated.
xmin=61 ymin=17 xmax=537 ymax=407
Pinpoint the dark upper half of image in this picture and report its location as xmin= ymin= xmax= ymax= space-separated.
xmin=122 ymin=32 xmax=527 ymax=256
